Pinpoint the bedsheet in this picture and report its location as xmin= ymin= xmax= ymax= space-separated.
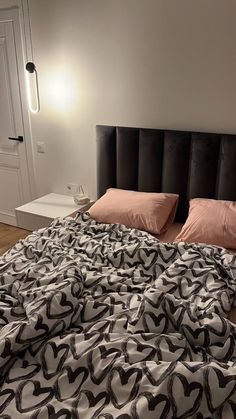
xmin=157 ymin=223 xmax=236 ymax=256
xmin=0 ymin=213 xmax=236 ymax=418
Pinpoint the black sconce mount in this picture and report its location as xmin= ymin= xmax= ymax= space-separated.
xmin=26 ymin=62 xmax=36 ymax=73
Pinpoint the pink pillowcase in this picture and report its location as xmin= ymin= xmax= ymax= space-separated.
xmin=176 ymin=198 xmax=236 ymax=249
xmin=89 ymin=188 xmax=179 ymax=235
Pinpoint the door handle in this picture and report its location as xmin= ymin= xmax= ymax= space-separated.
xmin=8 ymin=136 xmax=24 ymax=142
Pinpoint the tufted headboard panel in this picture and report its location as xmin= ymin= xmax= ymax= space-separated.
xmin=96 ymin=125 xmax=236 ymax=222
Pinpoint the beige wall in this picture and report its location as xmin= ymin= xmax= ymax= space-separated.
xmin=2 ymin=0 xmax=236 ymax=199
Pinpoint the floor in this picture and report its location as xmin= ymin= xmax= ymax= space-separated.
xmin=0 ymin=223 xmax=30 ymax=256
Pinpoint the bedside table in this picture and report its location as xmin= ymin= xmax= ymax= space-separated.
xmin=15 ymin=193 xmax=93 ymax=231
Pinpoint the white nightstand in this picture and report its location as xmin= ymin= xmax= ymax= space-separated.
xmin=15 ymin=193 xmax=93 ymax=231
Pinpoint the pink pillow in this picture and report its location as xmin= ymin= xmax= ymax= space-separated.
xmin=89 ymin=188 xmax=179 ymax=234
xmin=176 ymin=198 xmax=236 ymax=249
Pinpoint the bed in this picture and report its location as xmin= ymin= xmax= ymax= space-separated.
xmin=0 ymin=125 xmax=236 ymax=418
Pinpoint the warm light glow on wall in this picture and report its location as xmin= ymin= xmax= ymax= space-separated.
xmin=44 ymin=69 xmax=78 ymax=113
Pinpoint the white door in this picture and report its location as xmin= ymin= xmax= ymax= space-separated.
xmin=0 ymin=9 xmax=32 ymax=226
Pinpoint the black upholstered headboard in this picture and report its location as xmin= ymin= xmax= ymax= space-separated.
xmin=96 ymin=125 xmax=236 ymax=222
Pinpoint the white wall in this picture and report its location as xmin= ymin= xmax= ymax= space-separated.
xmin=2 ymin=0 xmax=236 ymax=199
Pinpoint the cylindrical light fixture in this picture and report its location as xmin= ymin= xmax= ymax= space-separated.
xmin=25 ymin=61 xmax=40 ymax=113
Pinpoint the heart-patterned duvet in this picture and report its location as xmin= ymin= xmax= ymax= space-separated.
xmin=0 ymin=212 xmax=236 ymax=418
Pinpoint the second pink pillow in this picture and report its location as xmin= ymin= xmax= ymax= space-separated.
xmin=176 ymin=198 xmax=236 ymax=249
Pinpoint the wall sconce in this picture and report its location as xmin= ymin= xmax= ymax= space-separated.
xmin=25 ymin=61 xmax=40 ymax=113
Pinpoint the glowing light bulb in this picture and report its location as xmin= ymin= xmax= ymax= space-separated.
xmin=25 ymin=62 xmax=40 ymax=113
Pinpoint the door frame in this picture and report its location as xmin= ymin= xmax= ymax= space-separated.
xmin=0 ymin=6 xmax=36 ymax=204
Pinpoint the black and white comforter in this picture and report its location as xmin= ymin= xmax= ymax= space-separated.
xmin=0 ymin=213 xmax=236 ymax=418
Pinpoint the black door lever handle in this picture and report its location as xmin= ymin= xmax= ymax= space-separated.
xmin=8 ymin=136 xmax=24 ymax=142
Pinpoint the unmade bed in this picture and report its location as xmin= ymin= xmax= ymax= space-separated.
xmin=0 ymin=126 xmax=236 ymax=418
